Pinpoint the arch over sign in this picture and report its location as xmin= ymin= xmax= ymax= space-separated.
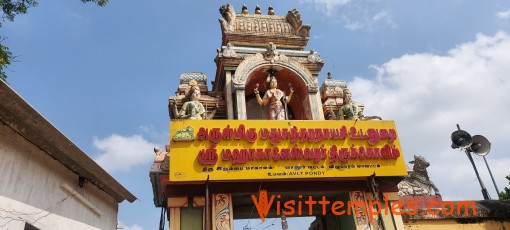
xmin=233 ymin=53 xmax=318 ymax=93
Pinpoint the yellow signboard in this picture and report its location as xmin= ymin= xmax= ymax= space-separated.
xmin=169 ymin=120 xmax=407 ymax=182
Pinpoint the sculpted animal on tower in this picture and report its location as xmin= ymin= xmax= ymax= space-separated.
xmin=398 ymin=155 xmax=441 ymax=196
xmin=219 ymin=4 xmax=236 ymax=32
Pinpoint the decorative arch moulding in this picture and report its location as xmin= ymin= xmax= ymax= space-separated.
xmin=233 ymin=53 xmax=318 ymax=93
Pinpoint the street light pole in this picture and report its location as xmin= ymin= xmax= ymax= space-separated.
xmin=482 ymin=156 xmax=500 ymax=195
xmin=465 ymin=150 xmax=490 ymax=200
xmin=451 ymin=124 xmax=492 ymax=200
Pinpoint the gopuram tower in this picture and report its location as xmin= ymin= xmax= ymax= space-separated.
xmin=150 ymin=4 xmax=408 ymax=230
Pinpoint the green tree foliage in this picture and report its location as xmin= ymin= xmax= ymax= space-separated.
xmin=0 ymin=0 xmax=108 ymax=82
xmin=499 ymin=174 xmax=510 ymax=201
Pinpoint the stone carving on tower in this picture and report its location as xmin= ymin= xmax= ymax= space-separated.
xmin=219 ymin=4 xmax=236 ymax=33
xmin=264 ymin=42 xmax=279 ymax=63
xmin=319 ymin=72 xmax=381 ymax=120
xmin=169 ymin=73 xmax=224 ymax=120
xmin=320 ymin=72 xmax=348 ymax=120
xmin=307 ymin=49 xmax=323 ymax=63
xmin=286 ymin=9 xmax=311 ymax=37
xmin=398 ymin=155 xmax=441 ymax=196
xmin=221 ymin=42 xmax=237 ymax=58
xmin=177 ymin=80 xmax=206 ymax=120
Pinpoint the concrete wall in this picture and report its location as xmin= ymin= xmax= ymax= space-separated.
xmin=0 ymin=122 xmax=118 ymax=230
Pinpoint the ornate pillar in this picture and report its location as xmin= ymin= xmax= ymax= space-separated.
xmin=349 ymin=191 xmax=371 ymax=230
xmin=308 ymin=90 xmax=324 ymax=120
xmin=212 ymin=194 xmax=234 ymax=230
xmin=384 ymin=192 xmax=404 ymax=230
xmin=169 ymin=208 xmax=180 ymax=230
xmin=225 ymin=70 xmax=234 ymax=120
xmin=235 ymin=89 xmax=247 ymax=120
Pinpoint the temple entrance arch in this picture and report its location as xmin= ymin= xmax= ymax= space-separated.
xmin=233 ymin=53 xmax=323 ymax=120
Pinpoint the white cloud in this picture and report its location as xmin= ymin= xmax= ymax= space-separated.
xmin=347 ymin=31 xmax=510 ymax=200
xmin=118 ymin=221 xmax=144 ymax=230
xmin=496 ymin=10 xmax=510 ymax=20
xmin=301 ymin=0 xmax=397 ymax=30
xmin=63 ymin=9 xmax=91 ymax=24
xmin=139 ymin=125 xmax=168 ymax=144
xmin=341 ymin=10 xmax=397 ymax=31
xmin=303 ymin=0 xmax=352 ymax=16
xmin=372 ymin=10 xmax=397 ymax=29
xmin=93 ymin=134 xmax=157 ymax=173
xmin=342 ymin=15 xmax=363 ymax=30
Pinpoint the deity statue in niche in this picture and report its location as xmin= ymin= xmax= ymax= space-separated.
xmin=177 ymin=80 xmax=218 ymax=120
xmin=253 ymin=69 xmax=294 ymax=120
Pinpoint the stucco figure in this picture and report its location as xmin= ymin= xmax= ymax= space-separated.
xmin=338 ymin=89 xmax=362 ymax=120
xmin=254 ymin=73 xmax=294 ymax=120
xmin=178 ymin=84 xmax=205 ymax=120
xmin=398 ymin=155 xmax=441 ymax=196
xmin=338 ymin=89 xmax=381 ymax=120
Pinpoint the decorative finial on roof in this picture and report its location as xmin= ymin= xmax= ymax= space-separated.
xmin=268 ymin=6 xmax=274 ymax=15
xmin=242 ymin=4 xmax=248 ymax=14
xmin=255 ymin=4 xmax=261 ymax=14
xmin=327 ymin=72 xmax=332 ymax=79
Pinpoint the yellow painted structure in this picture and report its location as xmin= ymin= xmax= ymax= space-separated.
xmin=404 ymin=219 xmax=510 ymax=230
xmin=169 ymin=119 xmax=407 ymax=181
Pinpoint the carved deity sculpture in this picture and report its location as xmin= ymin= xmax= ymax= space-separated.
xmin=307 ymin=49 xmax=323 ymax=63
xmin=254 ymin=72 xmax=294 ymax=120
xmin=338 ymin=89 xmax=382 ymax=120
xmin=222 ymin=42 xmax=237 ymax=57
xmin=264 ymin=42 xmax=279 ymax=63
xmin=177 ymin=80 xmax=219 ymax=120
xmin=338 ymin=89 xmax=363 ymax=120
xmin=178 ymin=84 xmax=205 ymax=120
xmin=398 ymin=155 xmax=441 ymax=196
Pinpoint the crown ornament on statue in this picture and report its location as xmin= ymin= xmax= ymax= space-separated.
xmin=266 ymin=68 xmax=278 ymax=82
xmin=184 ymin=79 xmax=200 ymax=101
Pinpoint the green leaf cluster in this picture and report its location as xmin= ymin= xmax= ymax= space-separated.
xmin=499 ymin=174 xmax=510 ymax=201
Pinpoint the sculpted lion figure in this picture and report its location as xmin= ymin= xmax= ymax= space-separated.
xmin=398 ymin=155 xmax=440 ymax=196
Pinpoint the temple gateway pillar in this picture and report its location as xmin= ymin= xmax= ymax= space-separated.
xmin=211 ymin=194 xmax=234 ymax=230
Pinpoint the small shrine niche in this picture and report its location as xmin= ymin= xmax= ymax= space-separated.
xmin=245 ymin=66 xmax=311 ymax=120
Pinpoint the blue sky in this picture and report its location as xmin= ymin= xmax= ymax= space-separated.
xmin=3 ymin=0 xmax=510 ymax=229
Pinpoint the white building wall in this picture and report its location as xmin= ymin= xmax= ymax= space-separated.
xmin=0 ymin=122 xmax=119 ymax=230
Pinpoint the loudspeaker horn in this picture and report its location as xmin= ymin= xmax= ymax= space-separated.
xmin=451 ymin=129 xmax=472 ymax=149
xmin=470 ymin=135 xmax=491 ymax=156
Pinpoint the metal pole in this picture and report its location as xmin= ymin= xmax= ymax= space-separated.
xmin=483 ymin=156 xmax=500 ymax=195
xmin=368 ymin=174 xmax=386 ymax=230
xmin=465 ymin=150 xmax=490 ymax=200
xmin=205 ymin=175 xmax=210 ymax=230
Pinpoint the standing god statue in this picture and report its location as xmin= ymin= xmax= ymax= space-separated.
xmin=254 ymin=73 xmax=294 ymax=120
